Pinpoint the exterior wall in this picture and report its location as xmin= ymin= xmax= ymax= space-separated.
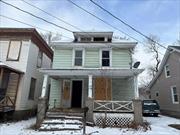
xmin=15 ymin=41 xmax=52 ymax=111
xmin=150 ymin=52 xmax=180 ymax=117
xmin=112 ymin=49 xmax=131 ymax=68
xmin=49 ymin=78 xmax=61 ymax=108
xmin=112 ymin=78 xmax=134 ymax=101
xmin=53 ymin=49 xmax=73 ymax=68
xmin=0 ymin=40 xmax=30 ymax=72
xmin=52 ymin=48 xmax=131 ymax=69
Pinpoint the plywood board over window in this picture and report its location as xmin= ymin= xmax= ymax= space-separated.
xmin=95 ymin=77 xmax=112 ymax=100
xmin=63 ymin=80 xmax=71 ymax=100
xmin=7 ymin=41 xmax=22 ymax=61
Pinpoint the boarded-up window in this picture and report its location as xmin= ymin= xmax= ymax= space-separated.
xmin=95 ymin=77 xmax=111 ymax=100
xmin=28 ymin=78 xmax=36 ymax=100
xmin=63 ymin=80 xmax=70 ymax=100
xmin=7 ymin=41 xmax=21 ymax=61
xmin=37 ymin=51 xmax=43 ymax=68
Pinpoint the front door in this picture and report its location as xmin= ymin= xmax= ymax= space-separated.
xmin=71 ymin=80 xmax=82 ymax=108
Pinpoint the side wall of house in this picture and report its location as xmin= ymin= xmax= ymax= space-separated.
xmin=15 ymin=41 xmax=52 ymax=111
xmin=150 ymin=52 xmax=180 ymax=117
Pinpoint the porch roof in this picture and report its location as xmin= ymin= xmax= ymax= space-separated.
xmin=0 ymin=62 xmax=24 ymax=74
xmin=39 ymin=68 xmax=144 ymax=77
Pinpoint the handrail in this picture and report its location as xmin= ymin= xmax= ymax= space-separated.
xmin=93 ymin=100 xmax=133 ymax=113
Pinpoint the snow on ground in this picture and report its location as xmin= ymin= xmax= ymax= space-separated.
xmin=0 ymin=115 xmax=180 ymax=135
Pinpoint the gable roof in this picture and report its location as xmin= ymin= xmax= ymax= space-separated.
xmin=148 ymin=46 xmax=180 ymax=89
xmin=0 ymin=28 xmax=53 ymax=60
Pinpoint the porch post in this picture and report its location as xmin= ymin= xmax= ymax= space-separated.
xmin=88 ymin=75 xmax=93 ymax=98
xmin=0 ymin=68 xmax=4 ymax=87
xmin=86 ymin=74 xmax=94 ymax=123
xmin=41 ymin=74 xmax=48 ymax=98
xmin=134 ymin=75 xmax=139 ymax=99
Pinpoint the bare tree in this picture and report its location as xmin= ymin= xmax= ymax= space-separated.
xmin=145 ymin=34 xmax=161 ymax=77
xmin=41 ymin=32 xmax=62 ymax=45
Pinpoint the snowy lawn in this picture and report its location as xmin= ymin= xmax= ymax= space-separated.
xmin=0 ymin=115 xmax=180 ymax=135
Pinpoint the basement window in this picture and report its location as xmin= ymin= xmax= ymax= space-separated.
xmin=7 ymin=40 xmax=22 ymax=61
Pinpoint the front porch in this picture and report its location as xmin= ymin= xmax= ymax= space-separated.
xmin=37 ymin=68 xmax=143 ymax=127
xmin=0 ymin=63 xmax=22 ymax=113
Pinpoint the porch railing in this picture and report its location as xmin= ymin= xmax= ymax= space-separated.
xmin=0 ymin=95 xmax=15 ymax=112
xmin=93 ymin=100 xmax=134 ymax=113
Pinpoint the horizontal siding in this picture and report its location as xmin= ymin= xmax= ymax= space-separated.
xmin=112 ymin=49 xmax=131 ymax=68
xmin=53 ymin=49 xmax=72 ymax=68
xmin=112 ymin=78 xmax=134 ymax=101
xmin=84 ymin=49 xmax=99 ymax=68
xmin=49 ymin=79 xmax=61 ymax=108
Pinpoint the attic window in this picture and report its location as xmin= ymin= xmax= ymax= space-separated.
xmin=94 ymin=37 xmax=105 ymax=42
xmin=80 ymin=37 xmax=91 ymax=42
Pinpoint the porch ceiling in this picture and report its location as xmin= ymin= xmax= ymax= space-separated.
xmin=0 ymin=62 xmax=24 ymax=74
xmin=39 ymin=68 xmax=144 ymax=77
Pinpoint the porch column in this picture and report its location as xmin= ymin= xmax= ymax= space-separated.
xmin=41 ymin=74 xmax=48 ymax=98
xmin=88 ymin=75 xmax=93 ymax=98
xmin=134 ymin=75 xmax=139 ymax=99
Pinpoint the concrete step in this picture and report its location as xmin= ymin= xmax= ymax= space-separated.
xmin=46 ymin=115 xmax=83 ymax=121
xmin=42 ymin=119 xmax=82 ymax=125
xmin=46 ymin=111 xmax=84 ymax=117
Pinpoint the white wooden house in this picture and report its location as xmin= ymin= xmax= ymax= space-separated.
xmin=0 ymin=28 xmax=53 ymax=119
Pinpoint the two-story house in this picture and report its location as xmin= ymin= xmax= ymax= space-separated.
xmin=39 ymin=32 xmax=143 ymax=128
xmin=0 ymin=28 xmax=53 ymax=119
xmin=149 ymin=46 xmax=180 ymax=118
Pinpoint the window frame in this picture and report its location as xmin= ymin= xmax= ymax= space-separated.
xmin=165 ymin=64 xmax=170 ymax=78
xmin=100 ymin=49 xmax=112 ymax=67
xmin=155 ymin=91 xmax=159 ymax=97
xmin=6 ymin=40 xmax=22 ymax=61
xmin=171 ymin=86 xmax=179 ymax=104
xmin=28 ymin=77 xmax=37 ymax=100
xmin=73 ymin=49 xmax=84 ymax=67
xmin=37 ymin=50 xmax=43 ymax=68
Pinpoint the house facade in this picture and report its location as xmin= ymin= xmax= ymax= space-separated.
xmin=149 ymin=46 xmax=180 ymax=118
xmin=0 ymin=28 xmax=53 ymax=119
xmin=39 ymin=32 xmax=143 ymax=126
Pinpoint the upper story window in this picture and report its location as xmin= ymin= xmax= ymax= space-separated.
xmin=165 ymin=65 xmax=170 ymax=78
xmin=102 ymin=50 xmax=110 ymax=67
xmin=171 ymin=86 xmax=179 ymax=104
xmin=155 ymin=91 xmax=159 ymax=97
xmin=37 ymin=50 xmax=43 ymax=68
xmin=7 ymin=40 xmax=22 ymax=61
xmin=94 ymin=37 xmax=105 ymax=42
xmin=74 ymin=50 xmax=83 ymax=66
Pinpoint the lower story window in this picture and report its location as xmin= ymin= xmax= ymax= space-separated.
xmin=28 ymin=78 xmax=36 ymax=100
xmin=171 ymin=86 xmax=179 ymax=104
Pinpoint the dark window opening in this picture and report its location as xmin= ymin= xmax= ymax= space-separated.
xmin=108 ymin=38 xmax=112 ymax=42
xmin=28 ymin=78 xmax=36 ymax=100
xmin=102 ymin=50 xmax=110 ymax=67
xmin=80 ymin=37 xmax=91 ymax=42
xmin=94 ymin=37 xmax=105 ymax=42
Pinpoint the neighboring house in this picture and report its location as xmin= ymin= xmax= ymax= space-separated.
xmin=39 ymin=32 xmax=144 ymax=126
xmin=139 ymin=87 xmax=150 ymax=100
xmin=0 ymin=28 xmax=53 ymax=119
xmin=148 ymin=46 xmax=180 ymax=118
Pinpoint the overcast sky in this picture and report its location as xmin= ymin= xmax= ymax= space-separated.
xmin=0 ymin=0 xmax=180 ymax=84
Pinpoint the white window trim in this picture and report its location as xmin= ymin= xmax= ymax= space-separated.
xmin=100 ymin=48 xmax=112 ymax=68
xmin=72 ymin=48 xmax=85 ymax=67
xmin=171 ymin=85 xmax=179 ymax=104
xmin=165 ymin=64 xmax=170 ymax=78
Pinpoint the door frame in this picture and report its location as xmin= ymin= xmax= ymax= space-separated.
xmin=71 ymin=79 xmax=84 ymax=108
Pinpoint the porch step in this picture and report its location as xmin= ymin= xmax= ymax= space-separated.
xmin=39 ymin=110 xmax=84 ymax=133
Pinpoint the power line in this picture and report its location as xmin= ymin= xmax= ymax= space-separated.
xmin=0 ymin=14 xmax=73 ymax=40
xmin=90 ymin=0 xmax=168 ymax=50
xmin=66 ymin=0 xmax=144 ymax=44
xmin=21 ymin=0 xmax=83 ymax=32
xmin=0 ymin=0 xmax=73 ymax=33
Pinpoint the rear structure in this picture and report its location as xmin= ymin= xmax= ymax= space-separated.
xmin=38 ymin=32 xmax=144 ymax=132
